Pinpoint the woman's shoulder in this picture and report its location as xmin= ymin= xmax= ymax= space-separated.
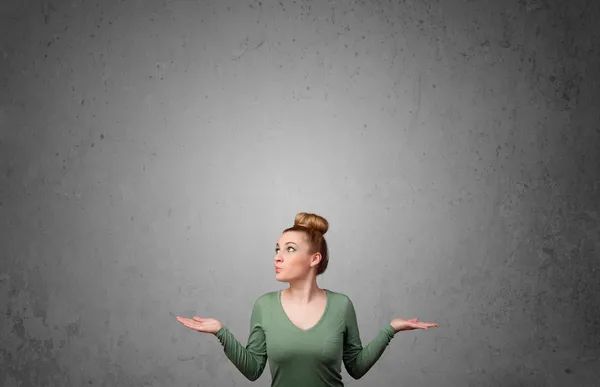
xmin=253 ymin=290 xmax=279 ymax=306
xmin=325 ymin=288 xmax=349 ymax=297
xmin=325 ymin=289 xmax=352 ymax=305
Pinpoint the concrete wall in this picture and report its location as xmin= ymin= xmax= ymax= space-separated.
xmin=1 ymin=0 xmax=599 ymax=386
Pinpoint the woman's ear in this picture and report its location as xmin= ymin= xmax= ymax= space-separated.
xmin=310 ymin=253 xmax=322 ymax=268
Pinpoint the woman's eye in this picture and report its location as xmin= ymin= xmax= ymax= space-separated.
xmin=275 ymin=247 xmax=295 ymax=253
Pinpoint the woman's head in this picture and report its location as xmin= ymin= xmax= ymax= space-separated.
xmin=274 ymin=212 xmax=329 ymax=282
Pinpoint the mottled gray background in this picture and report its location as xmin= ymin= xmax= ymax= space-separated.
xmin=1 ymin=0 xmax=599 ymax=386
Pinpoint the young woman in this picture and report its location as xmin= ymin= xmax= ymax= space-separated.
xmin=177 ymin=212 xmax=438 ymax=386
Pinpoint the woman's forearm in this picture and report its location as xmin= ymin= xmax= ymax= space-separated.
xmin=215 ymin=326 xmax=267 ymax=381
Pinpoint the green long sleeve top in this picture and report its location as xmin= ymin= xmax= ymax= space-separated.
xmin=214 ymin=289 xmax=397 ymax=386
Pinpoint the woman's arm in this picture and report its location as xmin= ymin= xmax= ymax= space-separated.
xmin=214 ymin=299 xmax=268 ymax=381
xmin=342 ymin=297 xmax=396 ymax=380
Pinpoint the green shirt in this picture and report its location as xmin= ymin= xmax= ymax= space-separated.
xmin=215 ymin=289 xmax=397 ymax=386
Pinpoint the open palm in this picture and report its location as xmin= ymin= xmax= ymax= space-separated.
xmin=390 ymin=317 xmax=438 ymax=332
xmin=176 ymin=316 xmax=223 ymax=334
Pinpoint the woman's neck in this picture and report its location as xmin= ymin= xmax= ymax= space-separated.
xmin=284 ymin=279 xmax=323 ymax=304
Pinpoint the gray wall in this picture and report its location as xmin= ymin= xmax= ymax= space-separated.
xmin=1 ymin=0 xmax=599 ymax=386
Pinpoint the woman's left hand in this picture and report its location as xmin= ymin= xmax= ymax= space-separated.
xmin=390 ymin=318 xmax=438 ymax=332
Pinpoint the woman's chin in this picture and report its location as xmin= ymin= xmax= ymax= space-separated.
xmin=275 ymin=273 xmax=286 ymax=282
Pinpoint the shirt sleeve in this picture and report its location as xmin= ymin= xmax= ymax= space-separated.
xmin=342 ymin=297 xmax=396 ymax=379
xmin=214 ymin=298 xmax=268 ymax=381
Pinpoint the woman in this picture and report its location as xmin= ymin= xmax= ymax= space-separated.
xmin=177 ymin=212 xmax=437 ymax=386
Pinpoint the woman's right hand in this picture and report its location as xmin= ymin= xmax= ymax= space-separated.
xmin=176 ymin=316 xmax=223 ymax=334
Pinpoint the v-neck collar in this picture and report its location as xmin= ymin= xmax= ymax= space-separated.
xmin=278 ymin=289 xmax=330 ymax=332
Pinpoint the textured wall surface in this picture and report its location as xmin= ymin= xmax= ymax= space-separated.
xmin=1 ymin=0 xmax=599 ymax=386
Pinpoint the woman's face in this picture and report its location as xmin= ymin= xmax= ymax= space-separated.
xmin=274 ymin=231 xmax=319 ymax=282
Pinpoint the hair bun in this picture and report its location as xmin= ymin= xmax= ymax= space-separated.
xmin=294 ymin=212 xmax=329 ymax=234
